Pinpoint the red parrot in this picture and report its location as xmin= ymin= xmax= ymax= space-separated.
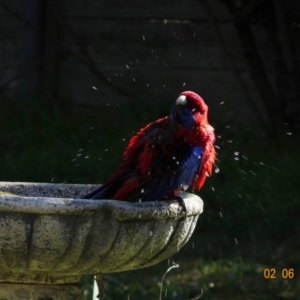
xmin=82 ymin=91 xmax=216 ymax=206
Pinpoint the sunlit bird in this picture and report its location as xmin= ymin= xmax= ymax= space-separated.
xmin=81 ymin=91 xmax=216 ymax=209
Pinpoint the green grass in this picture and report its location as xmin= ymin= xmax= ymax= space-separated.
xmin=0 ymin=99 xmax=299 ymax=299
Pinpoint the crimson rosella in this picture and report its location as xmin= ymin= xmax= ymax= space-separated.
xmin=81 ymin=91 xmax=216 ymax=207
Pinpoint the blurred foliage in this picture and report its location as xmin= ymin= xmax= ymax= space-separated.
xmin=0 ymin=98 xmax=299 ymax=299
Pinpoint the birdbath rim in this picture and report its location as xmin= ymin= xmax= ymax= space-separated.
xmin=0 ymin=182 xmax=202 ymax=220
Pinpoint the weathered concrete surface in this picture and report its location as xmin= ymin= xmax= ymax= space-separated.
xmin=0 ymin=283 xmax=83 ymax=300
xmin=0 ymin=182 xmax=203 ymax=284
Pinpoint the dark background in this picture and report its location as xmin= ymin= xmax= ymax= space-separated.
xmin=0 ymin=0 xmax=299 ymax=299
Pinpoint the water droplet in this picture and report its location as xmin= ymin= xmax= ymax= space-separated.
xmin=142 ymin=35 xmax=145 ymax=41
xmin=234 ymin=152 xmax=239 ymax=156
xmin=84 ymin=156 xmax=89 ymax=159
xmin=247 ymin=194 xmax=253 ymax=201
xmin=235 ymin=238 xmax=238 ymax=244
xmin=92 ymin=86 xmax=97 ymax=90
xmin=220 ymin=101 xmax=224 ymax=105
xmin=126 ymin=65 xmax=129 ymax=69
xmin=215 ymin=168 xmax=220 ymax=173
xmin=183 ymin=82 xmax=186 ymax=86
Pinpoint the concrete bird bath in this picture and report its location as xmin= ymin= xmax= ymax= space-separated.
xmin=0 ymin=182 xmax=203 ymax=299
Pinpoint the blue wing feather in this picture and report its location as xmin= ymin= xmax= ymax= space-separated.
xmin=125 ymin=144 xmax=203 ymax=201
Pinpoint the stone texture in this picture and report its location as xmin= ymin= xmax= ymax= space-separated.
xmin=0 ymin=182 xmax=203 ymax=284
xmin=0 ymin=283 xmax=83 ymax=300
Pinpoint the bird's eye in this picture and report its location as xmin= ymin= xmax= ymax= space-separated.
xmin=176 ymin=104 xmax=185 ymax=114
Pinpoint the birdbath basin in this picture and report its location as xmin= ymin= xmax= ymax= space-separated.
xmin=0 ymin=182 xmax=203 ymax=299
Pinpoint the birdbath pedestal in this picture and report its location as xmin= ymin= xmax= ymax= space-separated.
xmin=0 ymin=182 xmax=203 ymax=300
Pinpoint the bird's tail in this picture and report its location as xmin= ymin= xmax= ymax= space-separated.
xmin=80 ymin=172 xmax=136 ymax=200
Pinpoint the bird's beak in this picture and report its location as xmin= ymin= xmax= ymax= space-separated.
xmin=176 ymin=95 xmax=187 ymax=106
xmin=175 ymin=95 xmax=187 ymax=115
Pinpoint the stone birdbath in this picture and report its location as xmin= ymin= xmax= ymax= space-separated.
xmin=0 ymin=182 xmax=203 ymax=300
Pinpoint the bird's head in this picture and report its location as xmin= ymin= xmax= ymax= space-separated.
xmin=171 ymin=91 xmax=208 ymax=128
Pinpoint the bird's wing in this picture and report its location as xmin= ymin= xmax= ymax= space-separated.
xmin=113 ymin=116 xmax=204 ymax=201
xmin=81 ymin=117 xmax=175 ymax=200
xmin=125 ymin=143 xmax=203 ymax=202
xmin=82 ymin=117 xmax=203 ymax=201
xmin=192 ymin=124 xmax=216 ymax=190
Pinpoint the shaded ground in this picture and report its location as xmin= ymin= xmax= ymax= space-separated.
xmin=0 ymin=100 xmax=299 ymax=299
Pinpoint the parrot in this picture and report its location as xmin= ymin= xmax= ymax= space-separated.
xmin=81 ymin=91 xmax=216 ymax=209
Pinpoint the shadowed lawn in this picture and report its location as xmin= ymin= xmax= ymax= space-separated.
xmin=88 ymin=253 xmax=299 ymax=300
xmin=0 ymin=100 xmax=299 ymax=299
